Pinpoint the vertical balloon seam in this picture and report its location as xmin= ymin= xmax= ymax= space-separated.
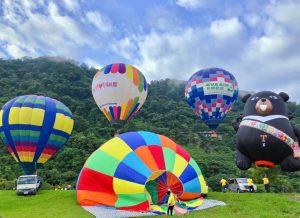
xmin=43 ymin=101 xmax=61 ymax=163
xmin=28 ymin=95 xmax=37 ymax=163
xmin=18 ymin=97 xmax=27 ymax=163
xmin=32 ymin=95 xmax=41 ymax=162
xmin=16 ymin=97 xmax=23 ymax=163
xmin=2 ymin=97 xmax=21 ymax=162
xmin=137 ymin=71 xmax=144 ymax=92
xmin=162 ymin=148 xmax=176 ymax=173
xmin=122 ymin=99 xmax=134 ymax=121
xmin=125 ymin=64 xmax=133 ymax=80
xmin=60 ymin=102 xmax=74 ymax=145
xmin=33 ymin=97 xmax=56 ymax=164
xmin=120 ymin=102 xmax=127 ymax=120
xmin=132 ymin=67 xmax=139 ymax=86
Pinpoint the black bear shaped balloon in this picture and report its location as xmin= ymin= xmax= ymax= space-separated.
xmin=232 ymin=91 xmax=300 ymax=172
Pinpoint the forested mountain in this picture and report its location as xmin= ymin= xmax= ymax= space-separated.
xmin=0 ymin=57 xmax=299 ymax=191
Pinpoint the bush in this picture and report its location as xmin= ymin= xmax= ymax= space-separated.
xmin=256 ymin=184 xmax=265 ymax=193
xmin=0 ymin=179 xmax=16 ymax=190
xmin=40 ymin=182 xmax=54 ymax=190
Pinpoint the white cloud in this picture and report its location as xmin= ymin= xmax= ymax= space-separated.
xmin=62 ymin=0 xmax=80 ymax=12
xmin=85 ymin=11 xmax=112 ymax=33
xmin=210 ymin=17 xmax=244 ymax=40
xmin=111 ymin=36 xmax=139 ymax=61
xmin=266 ymin=0 xmax=300 ymax=32
xmin=175 ymin=0 xmax=206 ymax=9
xmin=0 ymin=0 xmax=107 ymax=59
xmin=5 ymin=44 xmax=29 ymax=58
xmin=0 ymin=0 xmax=300 ymax=102
xmin=84 ymin=58 xmax=102 ymax=69
xmin=133 ymin=28 xmax=218 ymax=80
xmin=112 ymin=1 xmax=300 ymax=101
xmin=244 ymin=14 xmax=261 ymax=27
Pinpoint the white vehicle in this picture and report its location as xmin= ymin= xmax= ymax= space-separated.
xmin=17 ymin=175 xmax=41 ymax=195
xmin=228 ymin=178 xmax=257 ymax=192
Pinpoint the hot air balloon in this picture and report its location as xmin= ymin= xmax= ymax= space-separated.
xmin=185 ymin=68 xmax=238 ymax=130
xmin=92 ymin=63 xmax=148 ymax=129
xmin=0 ymin=95 xmax=74 ymax=175
xmin=232 ymin=91 xmax=300 ymax=172
xmin=77 ymin=131 xmax=208 ymax=214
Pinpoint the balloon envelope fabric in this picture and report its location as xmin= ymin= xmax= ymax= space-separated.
xmin=185 ymin=68 xmax=238 ymax=130
xmin=0 ymin=95 xmax=74 ymax=175
xmin=77 ymin=131 xmax=208 ymax=212
xmin=92 ymin=63 xmax=148 ymax=122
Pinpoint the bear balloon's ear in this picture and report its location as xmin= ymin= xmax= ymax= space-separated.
xmin=242 ymin=94 xmax=251 ymax=103
xmin=279 ymin=92 xmax=289 ymax=102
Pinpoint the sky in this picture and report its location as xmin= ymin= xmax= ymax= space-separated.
xmin=0 ymin=0 xmax=300 ymax=102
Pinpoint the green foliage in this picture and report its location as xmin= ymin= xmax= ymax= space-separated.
xmin=0 ymin=57 xmax=299 ymax=193
xmin=0 ymin=179 xmax=16 ymax=190
xmin=39 ymin=182 xmax=54 ymax=190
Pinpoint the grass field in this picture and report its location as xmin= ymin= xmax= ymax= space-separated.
xmin=0 ymin=190 xmax=299 ymax=218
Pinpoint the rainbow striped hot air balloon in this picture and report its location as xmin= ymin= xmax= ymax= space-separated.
xmin=77 ymin=131 xmax=207 ymax=213
xmin=92 ymin=63 xmax=148 ymax=123
xmin=0 ymin=95 xmax=74 ymax=175
xmin=185 ymin=68 xmax=238 ymax=130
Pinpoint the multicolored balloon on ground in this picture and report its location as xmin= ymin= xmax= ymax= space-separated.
xmin=0 ymin=95 xmax=74 ymax=175
xmin=185 ymin=68 xmax=238 ymax=130
xmin=77 ymin=131 xmax=207 ymax=213
xmin=92 ymin=63 xmax=148 ymax=123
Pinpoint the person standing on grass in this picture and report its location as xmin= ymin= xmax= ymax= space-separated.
xmin=247 ymin=177 xmax=254 ymax=192
xmin=167 ymin=190 xmax=176 ymax=216
xmin=262 ymin=175 xmax=270 ymax=192
xmin=220 ymin=178 xmax=227 ymax=193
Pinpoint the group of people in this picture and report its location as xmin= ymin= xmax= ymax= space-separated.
xmin=54 ymin=184 xmax=72 ymax=191
xmin=220 ymin=175 xmax=270 ymax=193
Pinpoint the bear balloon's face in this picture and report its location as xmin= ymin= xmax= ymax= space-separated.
xmin=242 ymin=91 xmax=289 ymax=117
xmin=255 ymin=97 xmax=273 ymax=115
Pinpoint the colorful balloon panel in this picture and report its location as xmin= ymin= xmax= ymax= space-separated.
xmin=145 ymin=171 xmax=183 ymax=205
xmin=92 ymin=63 xmax=148 ymax=122
xmin=0 ymin=95 xmax=74 ymax=174
xmin=77 ymin=131 xmax=208 ymax=212
xmin=185 ymin=68 xmax=238 ymax=129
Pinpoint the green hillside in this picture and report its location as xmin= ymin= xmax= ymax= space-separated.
xmin=0 ymin=57 xmax=299 ymax=192
xmin=0 ymin=190 xmax=299 ymax=218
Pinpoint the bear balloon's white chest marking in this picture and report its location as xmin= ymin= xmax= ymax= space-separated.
xmin=242 ymin=115 xmax=288 ymax=123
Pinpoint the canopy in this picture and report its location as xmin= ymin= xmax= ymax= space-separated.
xmin=76 ymin=131 xmax=208 ymax=212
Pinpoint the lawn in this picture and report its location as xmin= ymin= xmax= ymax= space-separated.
xmin=0 ymin=190 xmax=93 ymax=218
xmin=0 ymin=191 xmax=299 ymax=218
xmin=181 ymin=192 xmax=300 ymax=218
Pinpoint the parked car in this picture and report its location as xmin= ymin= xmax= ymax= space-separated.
xmin=228 ymin=178 xmax=257 ymax=192
xmin=17 ymin=175 xmax=41 ymax=195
